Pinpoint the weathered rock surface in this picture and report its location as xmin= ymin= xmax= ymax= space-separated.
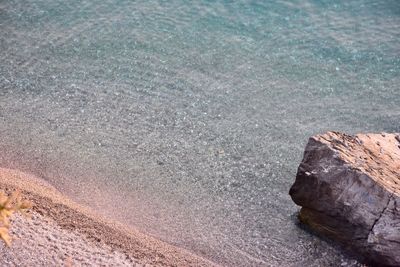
xmin=289 ymin=132 xmax=400 ymax=266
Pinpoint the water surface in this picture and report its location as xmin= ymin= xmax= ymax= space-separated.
xmin=1 ymin=0 xmax=399 ymax=266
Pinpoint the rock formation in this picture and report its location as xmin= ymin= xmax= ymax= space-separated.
xmin=289 ymin=132 xmax=400 ymax=266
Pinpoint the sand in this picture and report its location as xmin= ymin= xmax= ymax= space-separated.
xmin=0 ymin=168 xmax=216 ymax=267
xmin=1 ymin=212 xmax=140 ymax=267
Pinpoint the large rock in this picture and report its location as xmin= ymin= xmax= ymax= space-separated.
xmin=289 ymin=132 xmax=400 ymax=266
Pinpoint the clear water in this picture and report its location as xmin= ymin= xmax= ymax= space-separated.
xmin=1 ymin=0 xmax=399 ymax=266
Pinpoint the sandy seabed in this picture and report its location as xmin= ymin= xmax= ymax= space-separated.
xmin=0 ymin=168 xmax=216 ymax=267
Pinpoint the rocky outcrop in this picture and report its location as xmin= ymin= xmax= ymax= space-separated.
xmin=289 ymin=132 xmax=400 ymax=266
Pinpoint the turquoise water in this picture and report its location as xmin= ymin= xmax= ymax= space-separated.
xmin=1 ymin=1 xmax=399 ymax=266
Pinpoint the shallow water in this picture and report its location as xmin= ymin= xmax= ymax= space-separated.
xmin=1 ymin=0 xmax=399 ymax=266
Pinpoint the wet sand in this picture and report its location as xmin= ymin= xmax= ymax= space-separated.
xmin=0 ymin=167 xmax=216 ymax=266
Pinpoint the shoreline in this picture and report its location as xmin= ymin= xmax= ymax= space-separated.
xmin=0 ymin=167 xmax=216 ymax=266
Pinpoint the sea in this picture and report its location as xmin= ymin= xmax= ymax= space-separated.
xmin=0 ymin=0 xmax=399 ymax=266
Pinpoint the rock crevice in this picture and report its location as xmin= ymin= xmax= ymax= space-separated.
xmin=368 ymin=193 xmax=393 ymax=237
